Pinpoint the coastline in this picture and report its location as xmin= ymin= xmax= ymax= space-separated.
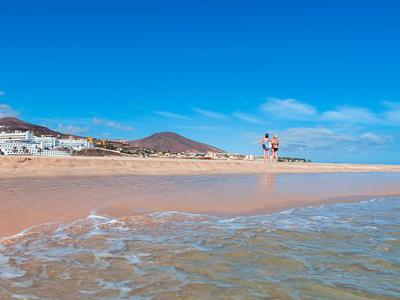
xmin=1 ymin=171 xmax=400 ymax=238
xmin=2 ymin=192 xmax=400 ymax=243
xmin=1 ymin=156 xmax=400 ymax=178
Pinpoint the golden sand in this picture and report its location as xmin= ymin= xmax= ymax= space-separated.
xmin=1 ymin=156 xmax=400 ymax=178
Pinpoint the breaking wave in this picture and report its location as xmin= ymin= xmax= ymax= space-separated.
xmin=1 ymin=197 xmax=400 ymax=299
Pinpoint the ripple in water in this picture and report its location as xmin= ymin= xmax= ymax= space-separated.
xmin=1 ymin=197 xmax=400 ymax=299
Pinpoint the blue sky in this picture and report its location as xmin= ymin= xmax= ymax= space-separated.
xmin=1 ymin=0 xmax=400 ymax=163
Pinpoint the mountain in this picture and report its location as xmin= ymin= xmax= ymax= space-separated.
xmin=0 ymin=117 xmax=71 ymax=138
xmin=0 ymin=118 xmax=224 ymax=153
xmin=128 ymin=132 xmax=224 ymax=154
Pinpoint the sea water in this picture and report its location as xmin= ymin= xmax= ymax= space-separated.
xmin=0 ymin=197 xmax=399 ymax=299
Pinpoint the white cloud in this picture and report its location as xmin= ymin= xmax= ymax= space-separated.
xmin=385 ymin=110 xmax=400 ymax=124
xmin=281 ymin=127 xmax=355 ymax=150
xmin=0 ymin=104 xmax=19 ymax=118
xmin=240 ymin=131 xmax=262 ymax=144
xmin=360 ymin=132 xmax=385 ymax=144
xmin=99 ymin=132 xmax=111 ymax=138
xmin=382 ymin=101 xmax=400 ymax=124
xmin=233 ymin=112 xmax=263 ymax=124
xmin=321 ymin=106 xmax=379 ymax=124
xmin=280 ymin=127 xmax=390 ymax=152
xmin=258 ymin=98 xmax=400 ymax=126
xmin=92 ymin=117 xmax=135 ymax=131
xmin=193 ymin=108 xmax=228 ymax=120
xmin=0 ymin=90 xmax=5 ymax=97
xmin=383 ymin=101 xmax=400 ymax=110
xmin=260 ymin=98 xmax=317 ymax=120
xmin=57 ymin=124 xmax=90 ymax=135
xmin=179 ymin=125 xmax=227 ymax=131
xmin=154 ymin=111 xmax=189 ymax=120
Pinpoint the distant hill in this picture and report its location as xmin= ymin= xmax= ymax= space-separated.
xmin=0 ymin=118 xmax=224 ymax=153
xmin=0 ymin=117 xmax=72 ymax=138
xmin=128 ymin=132 xmax=224 ymax=154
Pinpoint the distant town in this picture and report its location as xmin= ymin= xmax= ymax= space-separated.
xmin=0 ymin=130 xmax=310 ymax=163
xmin=0 ymin=117 xmax=310 ymax=162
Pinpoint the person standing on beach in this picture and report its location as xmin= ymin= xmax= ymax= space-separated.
xmin=259 ymin=133 xmax=271 ymax=163
xmin=271 ymin=134 xmax=279 ymax=162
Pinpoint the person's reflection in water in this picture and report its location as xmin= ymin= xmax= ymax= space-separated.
xmin=258 ymin=173 xmax=276 ymax=194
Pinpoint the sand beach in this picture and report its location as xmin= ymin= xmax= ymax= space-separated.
xmin=1 ymin=156 xmax=400 ymax=178
xmin=1 ymin=157 xmax=400 ymax=299
xmin=1 ymin=156 xmax=400 ymax=237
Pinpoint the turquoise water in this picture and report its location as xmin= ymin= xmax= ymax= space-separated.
xmin=1 ymin=197 xmax=400 ymax=299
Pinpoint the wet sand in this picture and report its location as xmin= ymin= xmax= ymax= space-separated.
xmin=1 ymin=172 xmax=400 ymax=238
xmin=1 ymin=156 xmax=400 ymax=178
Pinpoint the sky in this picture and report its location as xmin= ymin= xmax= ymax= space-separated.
xmin=1 ymin=0 xmax=400 ymax=164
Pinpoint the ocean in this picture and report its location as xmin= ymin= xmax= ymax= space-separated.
xmin=1 ymin=196 xmax=399 ymax=299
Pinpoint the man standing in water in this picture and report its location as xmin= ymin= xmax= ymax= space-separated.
xmin=259 ymin=133 xmax=271 ymax=163
xmin=271 ymin=133 xmax=279 ymax=162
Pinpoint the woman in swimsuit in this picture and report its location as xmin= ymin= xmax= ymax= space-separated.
xmin=259 ymin=133 xmax=271 ymax=163
xmin=271 ymin=133 xmax=279 ymax=162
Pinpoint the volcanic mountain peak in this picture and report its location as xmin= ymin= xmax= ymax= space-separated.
xmin=128 ymin=132 xmax=224 ymax=154
xmin=0 ymin=118 xmax=224 ymax=153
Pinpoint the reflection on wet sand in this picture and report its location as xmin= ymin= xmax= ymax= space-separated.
xmin=258 ymin=173 xmax=276 ymax=193
xmin=1 ymin=172 xmax=400 ymax=237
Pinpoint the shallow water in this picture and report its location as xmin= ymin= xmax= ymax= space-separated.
xmin=2 ymin=172 xmax=400 ymax=237
xmin=1 ymin=197 xmax=400 ymax=299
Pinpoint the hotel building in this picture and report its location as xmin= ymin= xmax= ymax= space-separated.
xmin=0 ymin=131 xmax=93 ymax=156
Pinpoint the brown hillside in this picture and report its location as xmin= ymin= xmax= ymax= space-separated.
xmin=128 ymin=132 xmax=224 ymax=154
xmin=0 ymin=117 xmax=72 ymax=138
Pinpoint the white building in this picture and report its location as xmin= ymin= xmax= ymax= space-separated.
xmin=0 ymin=131 xmax=93 ymax=156
xmin=58 ymin=137 xmax=93 ymax=151
xmin=0 ymin=141 xmax=69 ymax=156
xmin=32 ymin=136 xmax=57 ymax=149
xmin=0 ymin=131 xmax=34 ymax=142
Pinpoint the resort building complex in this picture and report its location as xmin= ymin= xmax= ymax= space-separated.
xmin=0 ymin=131 xmax=94 ymax=156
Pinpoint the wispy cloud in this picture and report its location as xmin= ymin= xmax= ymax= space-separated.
xmin=92 ymin=117 xmax=135 ymax=131
xmin=240 ymin=131 xmax=262 ymax=144
xmin=179 ymin=125 xmax=228 ymax=131
xmin=383 ymin=101 xmax=400 ymax=110
xmin=281 ymin=127 xmax=353 ymax=150
xmin=259 ymin=97 xmax=400 ymax=127
xmin=321 ymin=106 xmax=379 ymax=124
xmin=281 ymin=126 xmax=391 ymax=152
xmin=154 ymin=111 xmax=189 ymax=120
xmin=0 ymin=90 xmax=5 ymax=97
xmin=193 ymin=108 xmax=228 ymax=120
xmin=261 ymin=98 xmax=317 ymax=120
xmin=99 ymin=132 xmax=111 ymax=138
xmin=0 ymin=104 xmax=19 ymax=118
xmin=57 ymin=124 xmax=90 ymax=135
xmin=383 ymin=101 xmax=400 ymax=125
xmin=233 ymin=112 xmax=263 ymax=124
xmin=317 ymin=101 xmax=400 ymax=126
xmin=360 ymin=132 xmax=386 ymax=144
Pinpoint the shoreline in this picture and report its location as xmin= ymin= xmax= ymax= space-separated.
xmin=1 ymin=156 xmax=400 ymax=178
xmin=2 ymin=191 xmax=399 ymax=244
xmin=1 ymin=172 xmax=400 ymax=238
